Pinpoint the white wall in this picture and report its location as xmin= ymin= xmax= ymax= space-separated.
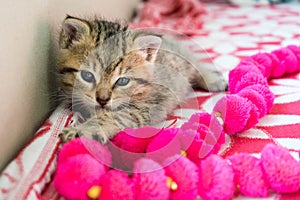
xmin=0 ymin=0 xmax=140 ymax=171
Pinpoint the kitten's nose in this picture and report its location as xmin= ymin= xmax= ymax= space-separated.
xmin=97 ymin=97 xmax=110 ymax=107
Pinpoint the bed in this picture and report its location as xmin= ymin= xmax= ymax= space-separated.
xmin=1 ymin=0 xmax=300 ymax=199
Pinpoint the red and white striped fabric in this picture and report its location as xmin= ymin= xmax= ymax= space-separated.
xmin=1 ymin=2 xmax=300 ymax=200
xmin=0 ymin=107 xmax=74 ymax=200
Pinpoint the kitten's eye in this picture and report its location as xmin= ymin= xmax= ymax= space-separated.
xmin=116 ymin=77 xmax=130 ymax=86
xmin=80 ymin=70 xmax=95 ymax=83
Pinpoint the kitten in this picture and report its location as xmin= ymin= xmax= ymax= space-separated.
xmin=58 ymin=16 xmax=226 ymax=143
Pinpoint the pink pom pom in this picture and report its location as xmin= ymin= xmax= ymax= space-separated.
xmin=181 ymin=112 xmax=212 ymax=129
xmin=213 ymin=94 xmax=259 ymax=134
xmin=146 ymin=128 xmax=181 ymax=163
xmin=287 ymin=45 xmax=300 ymax=72
xmin=205 ymin=114 xmax=226 ymax=146
xmin=181 ymin=113 xmax=225 ymax=145
xmin=179 ymin=126 xmax=218 ymax=164
xmin=179 ymin=113 xmax=225 ymax=163
xmin=54 ymin=154 xmax=106 ymax=200
xmin=112 ymin=126 xmax=159 ymax=152
xmin=248 ymin=53 xmax=274 ymax=79
xmin=238 ymin=88 xmax=267 ymax=118
xmin=57 ymin=138 xmax=87 ymax=164
xmin=110 ymin=126 xmax=160 ymax=170
xmin=99 ymin=170 xmax=135 ymax=200
xmin=244 ymin=84 xmax=274 ymax=112
xmin=228 ymin=62 xmax=262 ymax=93
xmin=234 ymin=71 xmax=268 ymax=94
xmin=163 ymin=155 xmax=199 ymax=200
xmin=58 ymin=137 xmax=112 ymax=169
xmin=228 ymin=153 xmax=269 ymax=197
xmin=109 ymin=149 xmax=144 ymax=172
xmin=133 ymin=158 xmax=169 ymax=200
xmin=243 ymin=104 xmax=260 ymax=132
xmin=199 ymin=155 xmax=235 ymax=200
xmin=261 ymin=144 xmax=300 ymax=193
xmin=271 ymin=48 xmax=298 ymax=78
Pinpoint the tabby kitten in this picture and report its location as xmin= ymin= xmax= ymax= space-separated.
xmin=58 ymin=16 xmax=226 ymax=143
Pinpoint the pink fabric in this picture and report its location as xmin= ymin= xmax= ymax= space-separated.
xmin=131 ymin=0 xmax=206 ymax=35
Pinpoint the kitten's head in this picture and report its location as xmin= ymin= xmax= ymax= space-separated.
xmin=57 ymin=16 xmax=162 ymax=112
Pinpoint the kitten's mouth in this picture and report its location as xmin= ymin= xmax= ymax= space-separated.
xmin=95 ymin=104 xmax=111 ymax=111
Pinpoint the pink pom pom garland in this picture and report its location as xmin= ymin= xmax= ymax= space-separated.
xmin=54 ymin=45 xmax=300 ymax=199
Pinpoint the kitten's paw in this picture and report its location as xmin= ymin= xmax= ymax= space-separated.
xmin=207 ymin=78 xmax=228 ymax=92
xmin=205 ymin=71 xmax=228 ymax=92
xmin=59 ymin=127 xmax=80 ymax=143
xmin=59 ymin=127 xmax=109 ymax=144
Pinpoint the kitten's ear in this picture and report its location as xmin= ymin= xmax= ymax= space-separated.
xmin=59 ymin=16 xmax=91 ymax=49
xmin=133 ymin=35 xmax=162 ymax=62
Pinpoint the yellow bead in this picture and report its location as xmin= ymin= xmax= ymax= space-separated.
xmin=166 ymin=177 xmax=178 ymax=191
xmin=87 ymin=185 xmax=102 ymax=199
xmin=180 ymin=150 xmax=187 ymax=157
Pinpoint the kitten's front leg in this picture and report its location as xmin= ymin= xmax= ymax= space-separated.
xmin=59 ymin=107 xmax=147 ymax=143
xmin=60 ymin=106 xmax=166 ymax=143
xmin=60 ymin=116 xmax=117 ymax=143
xmin=60 ymin=112 xmax=121 ymax=144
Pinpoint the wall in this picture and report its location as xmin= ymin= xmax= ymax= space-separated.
xmin=0 ymin=0 xmax=139 ymax=171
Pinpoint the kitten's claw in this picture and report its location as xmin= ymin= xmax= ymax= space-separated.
xmin=59 ymin=128 xmax=81 ymax=143
xmin=59 ymin=127 xmax=109 ymax=144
